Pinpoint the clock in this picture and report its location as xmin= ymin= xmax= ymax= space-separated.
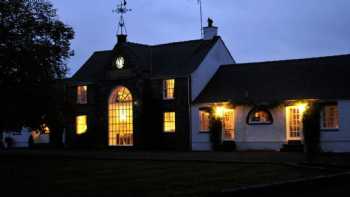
xmin=115 ymin=57 xmax=125 ymax=69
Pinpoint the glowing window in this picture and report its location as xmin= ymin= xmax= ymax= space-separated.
xmin=76 ymin=115 xmax=87 ymax=135
xmin=164 ymin=112 xmax=176 ymax=133
xmin=40 ymin=124 xmax=50 ymax=134
xmin=199 ymin=110 xmax=210 ymax=132
xmin=108 ymin=86 xmax=133 ymax=146
xmin=77 ymin=86 xmax=88 ymax=104
xmin=163 ymin=79 xmax=175 ymax=100
xmin=247 ymin=108 xmax=273 ymax=125
xmin=322 ymin=105 xmax=339 ymax=130
xmin=223 ymin=109 xmax=235 ymax=141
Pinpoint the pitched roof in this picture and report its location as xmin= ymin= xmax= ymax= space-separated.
xmin=72 ymin=37 xmax=220 ymax=81
xmin=195 ymin=54 xmax=350 ymax=104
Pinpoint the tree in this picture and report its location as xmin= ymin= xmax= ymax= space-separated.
xmin=0 ymin=0 xmax=74 ymax=145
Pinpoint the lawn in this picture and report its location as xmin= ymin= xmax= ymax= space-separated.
xmin=0 ymin=156 xmax=331 ymax=197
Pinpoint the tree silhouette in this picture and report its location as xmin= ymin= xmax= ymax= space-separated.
xmin=0 ymin=0 xmax=74 ymax=144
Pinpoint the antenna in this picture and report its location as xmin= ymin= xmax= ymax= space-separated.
xmin=197 ymin=0 xmax=203 ymax=37
xmin=113 ymin=0 xmax=132 ymax=36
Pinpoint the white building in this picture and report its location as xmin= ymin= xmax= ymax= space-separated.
xmin=192 ymin=55 xmax=350 ymax=153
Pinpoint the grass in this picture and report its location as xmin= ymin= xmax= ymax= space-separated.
xmin=0 ymin=156 xmax=331 ymax=197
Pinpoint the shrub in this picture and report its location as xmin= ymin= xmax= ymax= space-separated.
xmin=302 ymin=102 xmax=321 ymax=159
xmin=209 ymin=117 xmax=222 ymax=151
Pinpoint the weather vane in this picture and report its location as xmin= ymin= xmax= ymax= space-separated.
xmin=113 ymin=0 xmax=132 ymax=36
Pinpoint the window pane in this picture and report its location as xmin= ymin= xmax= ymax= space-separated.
xmin=164 ymin=112 xmax=176 ymax=133
xmin=77 ymin=86 xmax=88 ymax=104
xmin=76 ymin=115 xmax=87 ymax=135
xmin=199 ymin=111 xmax=210 ymax=132
xmin=163 ymin=79 xmax=175 ymax=100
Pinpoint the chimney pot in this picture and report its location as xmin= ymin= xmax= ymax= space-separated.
xmin=203 ymin=18 xmax=218 ymax=40
xmin=117 ymin=34 xmax=127 ymax=43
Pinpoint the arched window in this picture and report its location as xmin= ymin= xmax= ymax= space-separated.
xmin=108 ymin=86 xmax=133 ymax=146
xmin=247 ymin=107 xmax=273 ymax=125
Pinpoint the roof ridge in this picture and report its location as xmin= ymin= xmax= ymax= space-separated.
xmin=221 ymin=53 xmax=350 ymax=68
xmin=150 ymin=38 xmax=206 ymax=47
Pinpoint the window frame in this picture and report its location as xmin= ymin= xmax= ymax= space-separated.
xmin=321 ymin=103 xmax=340 ymax=131
xmin=199 ymin=108 xmax=210 ymax=133
xmin=246 ymin=107 xmax=273 ymax=125
xmin=77 ymin=85 xmax=88 ymax=104
xmin=163 ymin=79 xmax=175 ymax=100
xmin=163 ymin=112 xmax=176 ymax=133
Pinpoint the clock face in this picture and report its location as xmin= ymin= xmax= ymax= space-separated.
xmin=115 ymin=57 xmax=125 ymax=69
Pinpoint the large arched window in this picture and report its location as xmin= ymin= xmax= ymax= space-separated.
xmin=247 ymin=107 xmax=273 ymax=125
xmin=108 ymin=86 xmax=133 ymax=146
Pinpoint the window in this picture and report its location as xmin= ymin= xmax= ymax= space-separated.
xmin=76 ymin=115 xmax=87 ymax=135
xmin=199 ymin=110 xmax=210 ymax=132
xmin=247 ymin=108 xmax=273 ymax=125
xmin=163 ymin=79 xmax=175 ymax=100
xmin=322 ymin=104 xmax=339 ymax=130
xmin=164 ymin=112 xmax=175 ymax=133
xmin=77 ymin=86 xmax=88 ymax=104
xmin=108 ymin=86 xmax=133 ymax=146
xmin=223 ymin=109 xmax=235 ymax=140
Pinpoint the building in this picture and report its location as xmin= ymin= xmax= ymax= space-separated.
xmin=194 ymin=55 xmax=350 ymax=152
xmin=66 ymin=22 xmax=234 ymax=150
xmin=66 ymin=19 xmax=350 ymax=152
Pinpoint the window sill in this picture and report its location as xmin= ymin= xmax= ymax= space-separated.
xmin=247 ymin=122 xmax=273 ymax=126
xmin=163 ymin=98 xmax=175 ymax=101
xmin=321 ymin=128 xmax=339 ymax=132
xmin=163 ymin=131 xmax=176 ymax=134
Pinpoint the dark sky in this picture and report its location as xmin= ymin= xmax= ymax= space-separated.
xmin=51 ymin=0 xmax=350 ymax=76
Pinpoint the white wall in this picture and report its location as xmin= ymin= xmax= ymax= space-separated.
xmin=192 ymin=104 xmax=287 ymax=151
xmin=235 ymin=105 xmax=286 ymax=151
xmin=192 ymin=100 xmax=350 ymax=152
xmin=191 ymin=38 xmax=235 ymax=101
xmin=191 ymin=104 xmax=212 ymax=151
xmin=321 ymin=100 xmax=350 ymax=152
xmin=190 ymin=38 xmax=234 ymax=150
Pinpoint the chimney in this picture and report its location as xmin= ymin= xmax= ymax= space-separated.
xmin=117 ymin=34 xmax=127 ymax=44
xmin=203 ymin=18 xmax=218 ymax=40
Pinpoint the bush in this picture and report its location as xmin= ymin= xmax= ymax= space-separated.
xmin=302 ymin=102 xmax=321 ymax=159
xmin=209 ymin=118 xmax=222 ymax=151
xmin=209 ymin=117 xmax=236 ymax=152
xmin=4 ymin=137 xmax=14 ymax=148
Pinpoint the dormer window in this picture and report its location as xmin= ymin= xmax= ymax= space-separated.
xmin=163 ymin=79 xmax=175 ymax=100
xmin=115 ymin=56 xmax=125 ymax=69
xmin=77 ymin=86 xmax=88 ymax=104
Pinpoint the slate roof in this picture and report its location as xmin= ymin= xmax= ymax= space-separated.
xmin=72 ymin=37 xmax=220 ymax=81
xmin=195 ymin=54 xmax=350 ymax=104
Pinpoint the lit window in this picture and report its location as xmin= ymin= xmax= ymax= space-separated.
xmin=76 ymin=115 xmax=88 ymax=135
xmin=108 ymin=86 xmax=133 ymax=146
xmin=322 ymin=105 xmax=339 ymax=130
xmin=223 ymin=109 xmax=235 ymax=140
xmin=164 ymin=112 xmax=175 ymax=133
xmin=247 ymin=108 xmax=273 ymax=125
xmin=163 ymin=79 xmax=175 ymax=100
xmin=77 ymin=86 xmax=88 ymax=104
xmin=199 ymin=110 xmax=210 ymax=132
xmin=40 ymin=124 xmax=50 ymax=134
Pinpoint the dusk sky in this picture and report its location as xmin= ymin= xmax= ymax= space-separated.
xmin=51 ymin=0 xmax=350 ymax=76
